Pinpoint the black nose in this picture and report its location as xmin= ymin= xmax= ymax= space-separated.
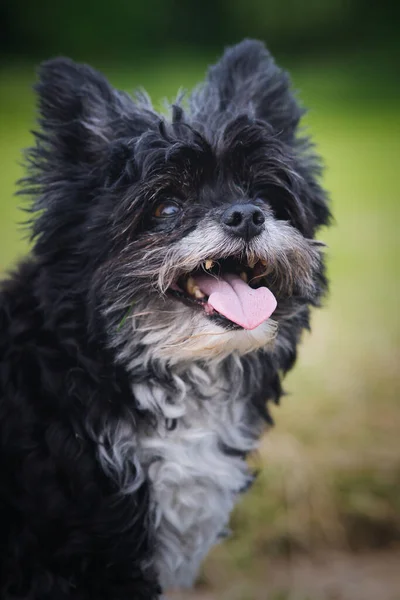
xmin=221 ymin=204 xmax=265 ymax=241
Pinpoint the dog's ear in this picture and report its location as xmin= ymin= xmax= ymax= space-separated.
xmin=190 ymin=39 xmax=302 ymax=142
xmin=35 ymin=58 xmax=157 ymax=165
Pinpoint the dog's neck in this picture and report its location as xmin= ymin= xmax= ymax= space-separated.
xmin=95 ymin=349 xmax=271 ymax=589
xmin=134 ymin=353 xmax=269 ymax=588
xmin=131 ymin=354 xmax=248 ymax=418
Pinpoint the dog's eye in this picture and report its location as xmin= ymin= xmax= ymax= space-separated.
xmin=153 ymin=201 xmax=182 ymax=219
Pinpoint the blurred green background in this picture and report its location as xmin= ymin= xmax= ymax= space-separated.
xmin=1 ymin=1 xmax=399 ymax=599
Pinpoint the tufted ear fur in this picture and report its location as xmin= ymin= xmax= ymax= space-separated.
xmin=23 ymin=59 xmax=161 ymax=255
xmin=35 ymin=57 xmax=158 ymax=166
xmin=190 ymin=39 xmax=302 ymax=142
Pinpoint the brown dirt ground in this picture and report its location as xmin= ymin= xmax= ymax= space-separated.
xmin=169 ymin=550 xmax=400 ymax=600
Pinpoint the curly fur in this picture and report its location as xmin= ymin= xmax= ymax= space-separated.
xmin=0 ymin=39 xmax=330 ymax=598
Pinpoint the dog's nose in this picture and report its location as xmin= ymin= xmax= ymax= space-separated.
xmin=221 ymin=204 xmax=265 ymax=241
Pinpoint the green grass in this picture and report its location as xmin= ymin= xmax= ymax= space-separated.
xmin=1 ymin=55 xmax=399 ymax=598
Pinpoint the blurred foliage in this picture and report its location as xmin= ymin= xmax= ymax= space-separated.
xmin=1 ymin=0 xmax=399 ymax=62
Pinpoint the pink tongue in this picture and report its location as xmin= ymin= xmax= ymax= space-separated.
xmin=193 ymin=272 xmax=277 ymax=330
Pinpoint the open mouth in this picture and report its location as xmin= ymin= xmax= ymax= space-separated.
xmin=168 ymin=257 xmax=277 ymax=330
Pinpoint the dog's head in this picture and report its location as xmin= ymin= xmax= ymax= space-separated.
xmin=26 ymin=40 xmax=330 ymax=366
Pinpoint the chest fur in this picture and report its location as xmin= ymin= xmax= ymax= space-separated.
xmin=133 ymin=362 xmax=264 ymax=589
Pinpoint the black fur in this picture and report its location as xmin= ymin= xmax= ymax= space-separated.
xmin=0 ymin=40 xmax=330 ymax=598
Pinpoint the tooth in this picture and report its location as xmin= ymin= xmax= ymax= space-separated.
xmin=240 ymin=272 xmax=248 ymax=283
xmin=186 ymin=276 xmax=196 ymax=295
xmin=205 ymin=259 xmax=214 ymax=270
xmin=194 ymin=287 xmax=205 ymax=299
xmin=248 ymin=257 xmax=257 ymax=269
xmin=186 ymin=277 xmax=205 ymax=299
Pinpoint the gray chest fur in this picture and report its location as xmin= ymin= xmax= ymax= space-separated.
xmin=95 ymin=356 xmax=265 ymax=590
xmin=133 ymin=359 xmax=264 ymax=589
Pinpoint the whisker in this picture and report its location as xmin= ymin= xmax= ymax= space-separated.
xmin=160 ymin=329 xmax=231 ymax=349
xmin=132 ymin=310 xmax=182 ymax=317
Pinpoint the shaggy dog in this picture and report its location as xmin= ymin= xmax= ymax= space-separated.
xmin=0 ymin=40 xmax=330 ymax=599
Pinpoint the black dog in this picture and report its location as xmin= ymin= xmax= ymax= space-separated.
xmin=0 ymin=40 xmax=330 ymax=599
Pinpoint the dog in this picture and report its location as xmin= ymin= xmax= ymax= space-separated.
xmin=0 ymin=39 xmax=330 ymax=599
